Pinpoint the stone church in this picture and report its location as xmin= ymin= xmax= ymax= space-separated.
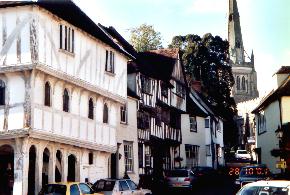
xmin=228 ymin=0 xmax=259 ymax=103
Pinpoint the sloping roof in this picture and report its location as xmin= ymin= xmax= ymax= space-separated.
xmin=0 ymin=0 xmax=132 ymax=58
xmin=187 ymin=93 xmax=208 ymax=117
xmin=137 ymin=49 xmax=178 ymax=82
xmin=275 ymin=66 xmax=290 ymax=74
xmin=252 ymin=76 xmax=290 ymax=113
xmin=98 ymin=24 xmax=137 ymax=58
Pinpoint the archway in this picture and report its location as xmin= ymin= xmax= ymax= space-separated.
xmin=55 ymin=150 xmax=62 ymax=182
xmin=42 ymin=148 xmax=50 ymax=187
xmin=28 ymin=145 xmax=36 ymax=195
xmin=67 ymin=154 xmax=76 ymax=182
xmin=0 ymin=144 xmax=14 ymax=195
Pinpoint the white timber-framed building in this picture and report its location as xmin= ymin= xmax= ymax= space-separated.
xmin=0 ymin=1 xmax=131 ymax=195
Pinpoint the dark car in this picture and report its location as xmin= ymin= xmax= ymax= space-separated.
xmin=192 ymin=166 xmax=218 ymax=180
xmin=235 ymin=164 xmax=271 ymax=187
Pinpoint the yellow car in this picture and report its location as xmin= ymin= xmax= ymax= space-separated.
xmin=39 ymin=182 xmax=102 ymax=195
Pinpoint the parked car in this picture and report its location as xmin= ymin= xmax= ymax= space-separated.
xmin=235 ymin=164 xmax=271 ymax=187
xmin=38 ymin=182 xmax=99 ymax=195
xmin=236 ymin=180 xmax=290 ymax=195
xmin=235 ymin=150 xmax=251 ymax=162
xmin=92 ymin=179 xmax=152 ymax=195
xmin=165 ymin=169 xmax=195 ymax=190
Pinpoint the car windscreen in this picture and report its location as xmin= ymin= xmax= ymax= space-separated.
xmin=165 ymin=170 xmax=188 ymax=177
xmin=238 ymin=185 xmax=289 ymax=195
xmin=192 ymin=167 xmax=213 ymax=172
xmin=240 ymin=167 xmax=270 ymax=177
xmin=42 ymin=184 xmax=67 ymax=195
xmin=94 ymin=180 xmax=116 ymax=191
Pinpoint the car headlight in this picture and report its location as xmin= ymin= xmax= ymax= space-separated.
xmin=235 ymin=180 xmax=240 ymax=185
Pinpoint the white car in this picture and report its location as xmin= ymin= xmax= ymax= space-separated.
xmin=235 ymin=150 xmax=251 ymax=161
xmin=92 ymin=179 xmax=152 ymax=195
xmin=236 ymin=180 xmax=290 ymax=195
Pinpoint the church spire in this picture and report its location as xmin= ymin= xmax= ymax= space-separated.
xmin=228 ymin=0 xmax=244 ymax=64
xmin=251 ymin=50 xmax=254 ymax=65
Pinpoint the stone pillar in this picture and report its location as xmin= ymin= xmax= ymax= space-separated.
xmin=62 ymin=150 xmax=68 ymax=182
xmin=75 ymin=152 xmax=81 ymax=182
xmin=49 ymin=148 xmax=56 ymax=183
xmin=13 ymin=138 xmax=29 ymax=195
xmin=35 ymin=146 xmax=43 ymax=194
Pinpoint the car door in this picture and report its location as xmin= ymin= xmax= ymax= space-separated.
xmin=118 ymin=180 xmax=132 ymax=195
xmin=70 ymin=184 xmax=80 ymax=195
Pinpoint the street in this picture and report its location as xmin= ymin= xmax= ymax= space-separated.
xmin=152 ymin=176 xmax=238 ymax=195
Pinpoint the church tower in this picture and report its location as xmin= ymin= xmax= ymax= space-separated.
xmin=228 ymin=0 xmax=259 ymax=103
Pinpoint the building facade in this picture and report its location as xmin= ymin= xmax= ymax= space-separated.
xmin=228 ymin=0 xmax=259 ymax=103
xmin=128 ymin=49 xmax=187 ymax=180
xmin=252 ymin=67 xmax=290 ymax=173
xmin=0 ymin=1 xmax=129 ymax=194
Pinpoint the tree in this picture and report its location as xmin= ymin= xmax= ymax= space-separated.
xmin=129 ymin=24 xmax=163 ymax=52
xmin=169 ymin=33 xmax=238 ymax=147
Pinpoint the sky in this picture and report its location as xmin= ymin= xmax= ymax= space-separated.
xmin=74 ymin=0 xmax=290 ymax=96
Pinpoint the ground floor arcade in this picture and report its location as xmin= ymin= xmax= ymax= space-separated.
xmin=0 ymin=137 xmax=111 ymax=195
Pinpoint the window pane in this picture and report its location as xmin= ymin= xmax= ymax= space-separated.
xmin=79 ymin=183 xmax=94 ymax=194
xmin=70 ymin=184 xmax=80 ymax=195
xmin=119 ymin=181 xmax=130 ymax=191
xmin=126 ymin=180 xmax=137 ymax=190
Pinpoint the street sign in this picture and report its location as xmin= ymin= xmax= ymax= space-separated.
xmin=276 ymin=161 xmax=287 ymax=169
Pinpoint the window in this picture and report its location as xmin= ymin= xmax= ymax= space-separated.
xmin=190 ymin=116 xmax=197 ymax=132
xmin=70 ymin=184 xmax=80 ymax=195
xmin=170 ymin=111 xmax=181 ymax=129
xmin=138 ymin=144 xmax=143 ymax=168
xmin=185 ymin=144 xmax=199 ymax=168
xmin=119 ymin=181 xmax=130 ymax=191
xmin=126 ymin=180 xmax=137 ymax=190
xmin=155 ymin=106 xmax=162 ymax=126
xmin=103 ymin=103 xmax=108 ymax=123
xmin=124 ymin=142 xmax=133 ymax=172
xmin=120 ymin=105 xmax=127 ymax=123
xmin=105 ymin=50 xmax=115 ymax=73
xmin=59 ymin=24 xmax=74 ymax=53
xmin=257 ymin=112 xmax=266 ymax=134
xmin=44 ymin=82 xmax=51 ymax=107
xmin=206 ymin=145 xmax=211 ymax=156
xmin=137 ymin=112 xmax=150 ymax=129
xmin=145 ymin=145 xmax=151 ymax=167
xmin=205 ymin=118 xmax=210 ymax=128
xmin=88 ymin=98 xmax=94 ymax=119
xmin=63 ymin=88 xmax=69 ymax=112
xmin=237 ymin=76 xmax=240 ymax=90
xmin=161 ymin=82 xmax=168 ymax=97
xmin=216 ymin=121 xmax=221 ymax=132
xmin=242 ymin=76 xmax=246 ymax=90
xmin=88 ymin=153 xmax=93 ymax=165
xmin=0 ymin=80 xmax=5 ymax=105
xmin=140 ymin=75 xmax=151 ymax=94
xmin=176 ymin=82 xmax=185 ymax=98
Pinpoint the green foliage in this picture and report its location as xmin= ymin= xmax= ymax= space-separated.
xmin=169 ymin=33 xmax=238 ymax=146
xmin=129 ymin=24 xmax=163 ymax=52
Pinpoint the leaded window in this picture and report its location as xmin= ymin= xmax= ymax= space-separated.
xmin=103 ymin=103 xmax=108 ymax=123
xmin=88 ymin=98 xmax=94 ymax=119
xmin=124 ymin=142 xmax=133 ymax=172
xmin=44 ymin=82 xmax=51 ymax=107
xmin=0 ymin=80 xmax=5 ymax=105
xmin=63 ymin=88 xmax=69 ymax=112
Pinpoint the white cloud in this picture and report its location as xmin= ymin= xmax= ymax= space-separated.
xmin=187 ymin=0 xmax=227 ymax=14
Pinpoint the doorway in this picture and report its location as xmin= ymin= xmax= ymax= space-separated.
xmin=0 ymin=145 xmax=14 ymax=195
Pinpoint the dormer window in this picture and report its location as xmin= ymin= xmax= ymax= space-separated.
xmin=59 ymin=24 xmax=74 ymax=54
xmin=105 ymin=50 xmax=115 ymax=74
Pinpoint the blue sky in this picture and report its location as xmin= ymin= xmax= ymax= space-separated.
xmin=74 ymin=0 xmax=290 ymax=95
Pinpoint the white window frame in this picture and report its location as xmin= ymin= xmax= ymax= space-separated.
xmin=190 ymin=116 xmax=197 ymax=132
xmin=105 ymin=50 xmax=115 ymax=74
xmin=205 ymin=118 xmax=210 ymax=128
xmin=120 ymin=105 xmax=127 ymax=124
xmin=59 ymin=24 xmax=74 ymax=54
xmin=124 ymin=142 xmax=133 ymax=172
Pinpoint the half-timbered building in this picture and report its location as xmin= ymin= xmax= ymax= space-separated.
xmin=128 ymin=49 xmax=187 ymax=180
xmin=0 ymin=1 xmax=130 ymax=194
